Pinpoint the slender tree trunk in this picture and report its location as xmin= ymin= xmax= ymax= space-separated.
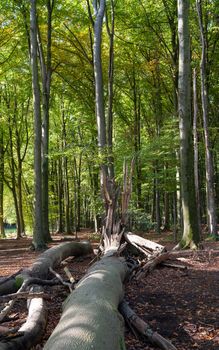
xmin=38 ymin=1 xmax=54 ymax=243
xmin=63 ymin=157 xmax=71 ymax=234
xmin=17 ymin=158 xmax=25 ymax=235
xmin=30 ymin=0 xmax=46 ymax=249
xmin=93 ymin=0 xmax=108 ymax=181
xmin=0 ymin=127 xmax=4 ymax=237
xmin=73 ymin=156 xmax=82 ymax=232
xmin=56 ymin=158 xmax=64 ymax=234
xmin=196 ymin=0 xmax=218 ymax=238
xmin=106 ymin=0 xmax=115 ymax=179
xmin=177 ymin=0 xmax=200 ymax=248
xmin=133 ymin=69 xmax=142 ymax=208
xmin=7 ymin=120 xmax=22 ymax=239
xmin=61 ymin=109 xmax=71 ymax=234
xmin=193 ymin=68 xmax=202 ymax=235
xmin=163 ymin=164 xmax=170 ymax=231
xmin=155 ymin=164 xmax=161 ymax=234
xmin=173 ymin=192 xmax=178 ymax=242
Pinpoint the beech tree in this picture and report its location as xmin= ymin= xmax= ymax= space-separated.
xmin=30 ymin=0 xmax=46 ymax=249
xmin=177 ymin=0 xmax=200 ymax=248
xmin=196 ymin=0 xmax=218 ymax=239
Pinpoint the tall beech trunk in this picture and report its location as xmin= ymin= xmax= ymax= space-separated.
xmin=106 ymin=0 xmax=115 ymax=179
xmin=8 ymin=121 xmax=22 ymax=239
xmin=193 ymin=68 xmax=202 ymax=234
xmin=30 ymin=0 xmax=46 ymax=249
xmin=0 ymin=127 xmax=4 ymax=237
xmin=37 ymin=1 xmax=54 ymax=243
xmin=56 ymin=157 xmax=64 ymax=233
xmin=93 ymin=0 xmax=108 ymax=181
xmin=133 ymin=68 xmax=142 ymax=208
xmin=196 ymin=0 xmax=218 ymax=238
xmin=61 ymin=110 xmax=71 ymax=234
xmin=73 ymin=156 xmax=82 ymax=232
xmin=177 ymin=0 xmax=200 ymax=248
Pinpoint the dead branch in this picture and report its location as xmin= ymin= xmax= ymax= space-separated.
xmin=0 ymin=291 xmax=50 ymax=302
xmin=119 ymin=300 xmax=177 ymax=350
xmin=63 ymin=266 xmax=75 ymax=284
xmin=49 ymin=267 xmax=73 ymax=292
xmin=161 ymin=261 xmax=188 ymax=270
xmin=135 ymin=252 xmax=170 ymax=280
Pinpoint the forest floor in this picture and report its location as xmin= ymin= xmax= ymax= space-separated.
xmin=0 ymin=230 xmax=218 ymax=350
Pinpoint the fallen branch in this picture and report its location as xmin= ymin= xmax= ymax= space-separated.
xmin=161 ymin=261 xmax=188 ymax=270
xmin=63 ymin=266 xmax=75 ymax=284
xmin=135 ymin=252 xmax=170 ymax=280
xmin=119 ymin=300 xmax=177 ymax=350
xmin=0 ymin=291 xmax=50 ymax=302
xmin=0 ymin=279 xmax=31 ymax=322
xmin=49 ymin=267 xmax=72 ymax=292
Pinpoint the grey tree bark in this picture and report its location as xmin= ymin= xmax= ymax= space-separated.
xmin=177 ymin=0 xmax=200 ymax=248
xmin=193 ymin=68 xmax=202 ymax=235
xmin=37 ymin=0 xmax=54 ymax=243
xmin=93 ymin=0 xmax=108 ymax=181
xmin=106 ymin=0 xmax=115 ymax=179
xmin=30 ymin=0 xmax=46 ymax=249
xmin=0 ymin=123 xmax=5 ymax=237
xmin=196 ymin=0 xmax=218 ymax=239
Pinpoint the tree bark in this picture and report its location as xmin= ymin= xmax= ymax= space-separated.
xmin=0 ymin=125 xmax=5 ymax=237
xmin=196 ymin=0 xmax=218 ymax=239
xmin=37 ymin=1 xmax=54 ymax=243
xmin=30 ymin=0 xmax=45 ymax=249
xmin=93 ymin=0 xmax=108 ymax=180
xmin=193 ymin=68 xmax=202 ymax=235
xmin=106 ymin=0 xmax=115 ymax=179
xmin=177 ymin=0 xmax=200 ymax=248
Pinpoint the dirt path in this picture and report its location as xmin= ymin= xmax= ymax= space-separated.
xmin=0 ymin=233 xmax=218 ymax=349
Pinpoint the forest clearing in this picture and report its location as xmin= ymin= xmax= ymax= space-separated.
xmin=1 ymin=0 xmax=219 ymax=349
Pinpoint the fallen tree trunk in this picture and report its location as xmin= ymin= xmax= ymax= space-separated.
xmin=0 ymin=241 xmax=92 ymax=350
xmin=44 ymin=256 xmax=129 ymax=350
xmin=0 ymin=241 xmax=92 ymax=296
xmin=124 ymin=232 xmax=165 ymax=257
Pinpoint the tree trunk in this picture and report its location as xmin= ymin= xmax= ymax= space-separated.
xmin=177 ymin=0 xmax=200 ymax=248
xmin=38 ymin=1 xmax=53 ymax=243
xmin=30 ymin=0 xmax=46 ymax=249
xmin=56 ymin=158 xmax=64 ymax=234
xmin=196 ymin=0 xmax=218 ymax=239
xmin=0 ymin=126 xmax=5 ymax=237
xmin=93 ymin=0 xmax=108 ymax=180
xmin=193 ymin=68 xmax=202 ymax=235
xmin=106 ymin=0 xmax=115 ymax=179
xmin=44 ymin=256 xmax=127 ymax=350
